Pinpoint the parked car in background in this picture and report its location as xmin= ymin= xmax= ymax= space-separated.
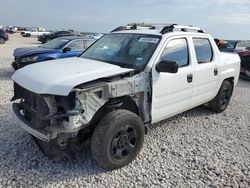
xmin=5 ymin=26 xmax=17 ymax=34
xmin=12 ymin=36 xmax=96 ymax=70
xmin=0 ymin=29 xmax=8 ymax=44
xmin=235 ymin=41 xmax=250 ymax=79
xmin=218 ymin=40 xmax=250 ymax=79
xmin=86 ymin=33 xmax=103 ymax=39
xmin=218 ymin=41 xmax=238 ymax=53
xmin=38 ymin=31 xmax=76 ymax=43
xmin=21 ymin=28 xmax=50 ymax=37
xmin=235 ymin=41 xmax=250 ymax=52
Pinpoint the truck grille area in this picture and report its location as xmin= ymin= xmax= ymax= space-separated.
xmin=13 ymin=83 xmax=50 ymax=129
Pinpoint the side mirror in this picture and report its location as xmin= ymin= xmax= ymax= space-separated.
xmin=156 ymin=60 xmax=178 ymax=73
xmin=63 ymin=47 xmax=71 ymax=53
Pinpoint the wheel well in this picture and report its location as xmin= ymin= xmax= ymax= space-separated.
xmin=90 ymin=96 xmax=140 ymax=126
xmin=117 ymin=96 xmax=139 ymax=116
xmin=224 ymin=77 xmax=234 ymax=89
xmin=78 ymin=96 xmax=140 ymax=141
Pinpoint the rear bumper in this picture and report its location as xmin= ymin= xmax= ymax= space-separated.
xmin=12 ymin=103 xmax=51 ymax=142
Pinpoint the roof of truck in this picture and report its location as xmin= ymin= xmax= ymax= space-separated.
xmin=112 ymin=24 xmax=210 ymax=37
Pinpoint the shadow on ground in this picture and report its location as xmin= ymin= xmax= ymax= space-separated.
xmin=0 ymin=67 xmax=14 ymax=80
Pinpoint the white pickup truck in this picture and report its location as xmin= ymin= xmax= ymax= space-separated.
xmin=21 ymin=28 xmax=50 ymax=37
xmin=11 ymin=25 xmax=240 ymax=169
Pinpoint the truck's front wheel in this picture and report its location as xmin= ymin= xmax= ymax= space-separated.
xmin=209 ymin=80 xmax=233 ymax=113
xmin=91 ymin=110 xmax=145 ymax=170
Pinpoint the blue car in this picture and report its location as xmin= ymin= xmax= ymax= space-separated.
xmin=12 ymin=36 xmax=96 ymax=70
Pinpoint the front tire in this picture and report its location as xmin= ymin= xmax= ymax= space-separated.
xmin=91 ymin=110 xmax=145 ymax=170
xmin=209 ymin=80 xmax=233 ymax=113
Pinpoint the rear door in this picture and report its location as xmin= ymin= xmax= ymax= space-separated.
xmin=151 ymin=36 xmax=194 ymax=123
xmin=190 ymin=37 xmax=219 ymax=107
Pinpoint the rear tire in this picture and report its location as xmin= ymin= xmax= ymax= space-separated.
xmin=209 ymin=80 xmax=233 ymax=113
xmin=91 ymin=110 xmax=145 ymax=170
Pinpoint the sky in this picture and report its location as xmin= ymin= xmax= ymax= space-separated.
xmin=0 ymin=0 xmax=250 ymax=40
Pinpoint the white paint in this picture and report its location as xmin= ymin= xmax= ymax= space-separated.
xmin=12 ymin=57 xmax=133 ymax=96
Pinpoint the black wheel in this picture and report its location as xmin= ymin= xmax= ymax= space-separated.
xmin=0 ymin=38 xmax=5 ymax=44
xmin=209 ymin=80 xmax=233 ymax=113
xmin=91 ymin=109 xmax=145 ymax=170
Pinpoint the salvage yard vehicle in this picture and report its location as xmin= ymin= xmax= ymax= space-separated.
xmin=38 ymin=31 xmax=76 ymax=44
xmin=219 ymin=40 xmax=250 ymax=80
xmin=21 ymin=28 xmax=50 ymax=37
xmin=11 ymin=24 xmax=240 ymax=170
xmin=12 ymin=36 xmax=96 ymax=70
xmin=0 ymin=29 xmax=8 ymax=44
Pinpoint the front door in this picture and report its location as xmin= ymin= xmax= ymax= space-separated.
xmin=151 ymin=37 xmax=193 ymax=123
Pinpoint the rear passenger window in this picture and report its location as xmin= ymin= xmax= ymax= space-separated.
xmin=193 ymin=38 xmax=213 ymax=63
xmin=161 ymin=38 xmax=189 ymax=67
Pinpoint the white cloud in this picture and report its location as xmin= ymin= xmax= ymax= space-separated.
xmin=206 ymin=13 xmax=250 ymax=24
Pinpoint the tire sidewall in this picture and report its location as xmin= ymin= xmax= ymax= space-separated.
xmin=104 ymin=117 xmax=144 ymax=167
xmin=91 ymin=110 xmax=145 ymax=169
xmin=217 ymin=81 xmax=232 ymax=111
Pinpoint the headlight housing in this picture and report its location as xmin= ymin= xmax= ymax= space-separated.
xmin=21 ymin=55 xmax=38 ymax=63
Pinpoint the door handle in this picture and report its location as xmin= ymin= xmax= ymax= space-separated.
xmin=187 ymin=74 xmax=193 ymax=83
xmin=214 ymin=68 xmax=218 ymax=76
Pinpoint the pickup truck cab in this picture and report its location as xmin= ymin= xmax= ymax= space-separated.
xmin=11 ymin=25 xmax=240 ymax=169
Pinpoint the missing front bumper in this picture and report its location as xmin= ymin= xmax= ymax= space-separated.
xmin=12 ymin=103 xmax=51 ymax=142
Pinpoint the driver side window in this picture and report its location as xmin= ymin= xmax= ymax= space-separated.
xmin=161 ymin=38 xmax=189 ymax=67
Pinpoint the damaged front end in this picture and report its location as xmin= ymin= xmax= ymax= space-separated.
xmin=12 ymin=83 xmax=80 ymax=146
xmin=11 ymin=72 xmax=151 ymax=159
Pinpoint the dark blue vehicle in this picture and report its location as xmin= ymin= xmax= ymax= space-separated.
xmin=0 ymin=29 xmax=9 ymax=44
xmin=12 ymin=36 xmax=96 ymax=70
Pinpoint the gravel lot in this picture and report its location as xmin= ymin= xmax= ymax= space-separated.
xmin=0 ymin=34 xmax=249 ymax=187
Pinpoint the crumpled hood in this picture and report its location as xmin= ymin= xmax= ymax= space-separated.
xmin=14 ymin=47 xmax=58 ymax=57
xmin=12 ymin=57 xmax=134 ymax=96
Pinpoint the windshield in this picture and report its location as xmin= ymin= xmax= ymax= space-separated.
xmin=80 ymin=33 xmax=161 ymax=69
xmin=41 ymin=38 xmax=69 ymax=49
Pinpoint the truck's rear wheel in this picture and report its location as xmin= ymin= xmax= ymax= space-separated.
xmin=209 ymin=80 xmax=233 ymax=113
xmin=91 ymin=110 xmax=144 ymax=170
